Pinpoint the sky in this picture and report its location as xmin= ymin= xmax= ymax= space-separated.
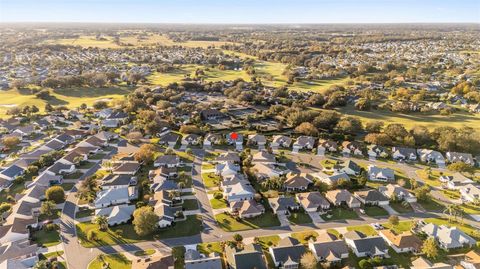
xmin=0 ymin=0 xmax=479 ymax=24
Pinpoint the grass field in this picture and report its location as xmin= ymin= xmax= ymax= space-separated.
xmin=32 ymin=229 xmax=61 ymax=247
xmin=382 ymin=220 xmax=414 ymax=233
xmin=88 ymin=254 xmax=131 ymax=269
xmin=336 ymin=105 xmax=480 ymax=130
xmin=0 ymin=86 xmax=133 ymax=118
xmin=346 ymin=225 xmax=378 ymax=236
xmin=215 ymin=212 xmax=280 ymax=232
xmin=44 ymin=34 xmax=235 ymax=49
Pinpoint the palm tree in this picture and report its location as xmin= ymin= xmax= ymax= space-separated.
xmin=95 ymin=215 xmax=109 ymax=231
xmin=443 ymin=204 xmax=461 ymax=223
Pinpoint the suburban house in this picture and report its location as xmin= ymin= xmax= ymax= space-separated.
xmin=181 ymin=134 xmax=202 ymax=146
xmin=185 ymin=249 xmax=222 ymax=269
xmin=226 ymin=132 xmax=244 ymax=148
xmin=269 ymin=237 xmax=306 ymax=269
xmin=225 ymin=244 xmax=267 ymax=269
xmin=223 ymin=182 xmax=256 ymax=203
xmin=0 ymin=165 xmax=25 ymax=186
xmin=112 ymin=161 xmax=141 ymax=175
xmin=158 ymin=133 xmax=180 ymax=148
xmin=422 ymin=223 xmax=477 ymax=249
xmin=45 ymin=162 xmax=76 ymax=176
xmin=154 ymin=203 xmax=179 ymax=228
xmin=230 ymin=200 xmax=265 ymax=218
xmin=354 ymin=189 xmax=389 ymax=206
xmin=367 ymin=165 xmax=395 ymax=182
xmin=94 ymin=204 xmax=136 ymax=226
xmin=344 ymin=231 xmax=389 ymax=258
xmin=459 ymin=184 xmax=480 ymax=203
xmin=342 ymin=141 xmax=364 ymax=156
xmin=446 ymin=152 xmax=475 ymax=166
xmin=0 ymin=238 xmax=38 ymax=266
xmin=296 ymin=192 xmax=330 ymax=212
xmin=411 ymin=257 xmax=453 ymax=269
xmin=392 ymin=147 xmax=417 ymax=161
xmin=271 ymin=135 xmax=292 ymax=148
xmin=200 ymin=109 xmax=226 ymax=120
xmin=340 ymin=160 xmax=362 ymax=176
xmin=325 ymin=189 xmax=361 ymax=208
xmin=94 ymin=186 xmax=138 ymax=208
xmin=215 ymin=152 xmax=241 ymax=164
xmin=379 ymin=184 xmax=417 ymax=203
xmin=313 ymin=171 xmax=350 ymax=186
xmin=154 ymin=155 xmax=181 ymax=168
xmin=203 ymin=133 xmax=222 ymax=147
xmin=248 ymin=134 xmax=267 ymax=148
xmin=460 ymin=250 xmax=480 ymax=269
xmin=252 ymin=151 xmax=276 ymax=164
xmin=215 ymin=161 xmax=240 ymax=177
xmin=308 ymin=231 xmax=349 ymax=263
xmin=379 ymin=230 xmax=422 ymax=253
xmin=368 ymin=145 xmax=389 ymax=159
xmin=101 ymin=174 xmax=137 ymax=189
xmin=417 ymin=149 xmax=446 ymax=165
xmin=252 ymin=162 xmax=287 ymax=180
xmin=268 ymin=196 xmax=300 ymax=215
xmin=442 ymin=175 xmax=475 ymax=190
xmin=283 ymin=172 xmax=313 ymax=191
xmin=293 ymin=136 xmax=315 ymax=150
xmin=317 ymin=139 xmax=338 ymax=155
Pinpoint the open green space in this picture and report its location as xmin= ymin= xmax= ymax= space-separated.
xmin=346 ymin=225 xmax=378 ymax=236
xmin=32 ymin=229 xmax=61 ymax=247
xmin=182 ymin=199 xmax=199 ymax=211
xmin=201 ymin=173 xmax=221 ymax=188
xmin=215 ymin=212 xmax=280 ymax=232
xmin=363 ymin=206 xmax=389 ymax=217
xmin=76 ymin=215 xmax=203 ymax=247
xmin=287 ymin=209 xmax=312 ymax=225
xmin=197 ymin=241 xmax=223 ymax=255
xmin=389 ymin=201 xmax=414 ymax=213
xmin=382 ymin=220 xmax=414 ymax=234
xmin=210 ymin=196 xmax=228 ymax=209
xmin=322 ymin=207 xmax=359 ymax=221
xmin=290 ymin=231 xmax=318 ymax=244
xmin=88 ymin=254 xmax=131 ymax=269
xmin=418 ymin=198 xmax=446 ymax=212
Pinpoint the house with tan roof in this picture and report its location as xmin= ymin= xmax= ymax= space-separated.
xmin=325 ymin=189 xmax=361 ymax=208
xmin=296 ymin=192 xmax=330 ymax=212
xmin=411 ymin=257 xmax=453 ymax=269
xmin=283 ymin=172 xmax=313 ymax=191
xmin=230 ymin=200 xmax=265 ymax=218
xmin=308 ymin=231 xmax=349 ymax=263
xmin=271 ymin=135 xmax=292 ymax=148
xmin=379 ymin=230 xmax=422 ymax=253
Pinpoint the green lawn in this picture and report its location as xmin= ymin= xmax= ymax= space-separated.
xmin=201 ymin=163 xmax=215 ymax=170
xmin=326 ymin=229 xmax=341 ymax=239
xmin=0 ymin=182 xmax=26 ymax=203
xmin=346 ymin=225 xmax=378 ymax=236
xmin=62 ymin=183 xmax=76 ymax=191
xmin=202 ymin=173 xmax=221 ymax=188
xmin=363 ymin=206 xmax=389 ymax=217
xmin=38 ymin=209 xmax=62 ymax=222
xmin=256 ymin=235 xmax=281 ymax=249
xmin=382 ymin=220 xmax=414 ymax=234
xmin=197 ymin=241 xmax=223 ymax=255
xmin=336 ymin=104 xmax=480 ymax=130
xmin=64 ymin=171 xmax=83 ymax=179
xmin=32 ymin=229 xmax=61 ymax=247
xmin=441 ymin=189 xmax=461 ymax=200
xmin=182 ymin=199 xmax=199 ymax=211
xmin=88 ymin=254 xmax=131 ymax=269
xmin=76 ymin=208 xmax=94 ymax=219
xmin=287 ymin=210 xmax=312 ymax=225
xmin=90 ymin=153 xmax=106 ymax=160
xmin=290 ymin=231 xmax=318 ymax=244
xmin=418 ymin=198 xmax=446 ymax=212
xmin=77 ymin=215 xmax=203 ymax=247
xmin=322 ymin=208 xmax=359 ymax=221
xmin=416 ymin=170 xmax=451 ymax=187
xmin=210 ymin=197 xmax=228 ymax=209
xmin=133 ymin=249 xmax=155 ymax=256
xmin=215 ymin=212 xmax=280 ymax=232
xmin=78 ymin=161 xmax=95 ymax=169
xmin=460 ymin=203 xmax=480 ymax=215
xmin=390 ymin=201 xmax=414 ymax=213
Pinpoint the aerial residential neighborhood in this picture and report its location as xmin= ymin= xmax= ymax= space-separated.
xmin=1 ymin=1 xmax=480 ymax=269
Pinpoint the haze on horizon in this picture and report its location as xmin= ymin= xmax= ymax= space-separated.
xmin=0 ymin=0 xmax=479 ymax=24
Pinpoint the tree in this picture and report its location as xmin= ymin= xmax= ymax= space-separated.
xmin=358 ymin=259 xmax=373 ymax=269
xmin=76 ymin=176 xmax=98 ymax=203
xmin=40 ymin=200 xmax=57 ymax=218
xmin=132 ymin=206 xmax=159 ymax=236
xmin=448 ymin=162 xmax=474 ymax=174
xmin=335 ymin=117 xmax=362 ymax=134
xmin=45 ymin=186 xmax=65 ymax=203
xmin=443 ymin=204 xmax=462 ymax=223
xmin=0 ymin=203 xmax=12 ymax=214
xmin=364 ymin=133 xmax=392 ymax=146
xmin=1 ymin=137 xmax=21 ymax=149
xmin=295 ymin=122 xmax=318 ymax=136
xmin=414 ymin=186 xmax=430 ymax=201
xmin=233 ymin=233 xmax=243 ymax=243
xmin=300 ymin=252 xmax=317 ymax=269
xmin=384 ymin=123 xmax=408 ymax=141
xmin=34 ymin=260 xmax=49 ymax=269
xmin=422 ymin=237 xmax=439 ymax=259
xmin=95 ymin=215 xmax=109 ymax=231
xmin=365 ymin=121 xmax=384 ymax=133
xmin=388 ymin=215 xmax=399 ymax=226
xmin=134 ymin=144 xmax=157 ymax=164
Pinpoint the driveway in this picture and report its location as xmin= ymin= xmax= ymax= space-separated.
xmin=307 ymin=212 xmax=324 ymax=224
xmin=380 ymin=204 xmax=398 ymax=215
xmin=277 ymin=212 xmax=290 ymax=227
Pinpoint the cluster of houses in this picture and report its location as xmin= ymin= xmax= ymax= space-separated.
xmin=0 ymin=129 xmax=119 ymax=268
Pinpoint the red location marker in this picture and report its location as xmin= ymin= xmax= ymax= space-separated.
xmin=230 ymin=132 xmax=238 ymax=140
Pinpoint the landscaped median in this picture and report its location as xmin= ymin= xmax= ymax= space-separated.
xmin=76 ymin=215 xmax=203 ymax=247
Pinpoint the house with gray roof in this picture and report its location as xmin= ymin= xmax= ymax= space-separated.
xmin=95 ymin=204 xmax=135 ymax=226
xmin=268 ymin=196 xmax=300 ymax=215
xmin=446 ymin=152 xmax=475 ymax=166
xmin=269 ymin=237 xmax=306 ymax=269
xmin=325 ymin=189 xmax=361 ymax=208
xmin=417 ymin=149 xmax=445 ymax=166
xmin=341 ymin=160 xmax=362 ymax=176
xmin=154 ymin=155 xmax=181 ymax=168
xmin=296 ymin=192 xmax=330 ymax=212
xmin=308 ymin=231 xmax=349 ymax=263
xmin=392 ymin=147 xmax=417 ymax=161
xmin=0 ymin=165 xmax=25 ymax=182
xmin=367 ymin=165 xmax=395 ymax=182
xmin=248 ymin=134 xmax=267 ymax=147
xmin=421 ymin=223 xmax=476 ymax=249
xmin=225 ymin=244 xmax=266 ymax=269
xmin=368 ymin=145 xmax=389 ymax=159
xmin=379 ymin=184 xmax=417 ymax=203
xmin=283 ymin=172 xmax=313 ymax=191
xmin=293 ymin=136 xmax=315 ymax=150
xmin=344 ymin=231 xmax=389 ymax=258
xmin=181 ymin=134 xmax=202 ymax=146
xmin=354 ymin=189 xmax=389 ymax=206
xmin=215 ymin=152 xmax=241 ymax=164
xmin=203 ymin=133 xmax=222 ymax=147
xmin=271 ymin=135 xmax=292 ymax=148
xmin=185 ymin=249 xmax=222 ymax=269
xmin=94 ymin=186 xmax=137 ymax=208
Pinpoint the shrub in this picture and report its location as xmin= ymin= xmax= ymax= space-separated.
xmin=213 ymin=192 xmax=223 ymax=199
